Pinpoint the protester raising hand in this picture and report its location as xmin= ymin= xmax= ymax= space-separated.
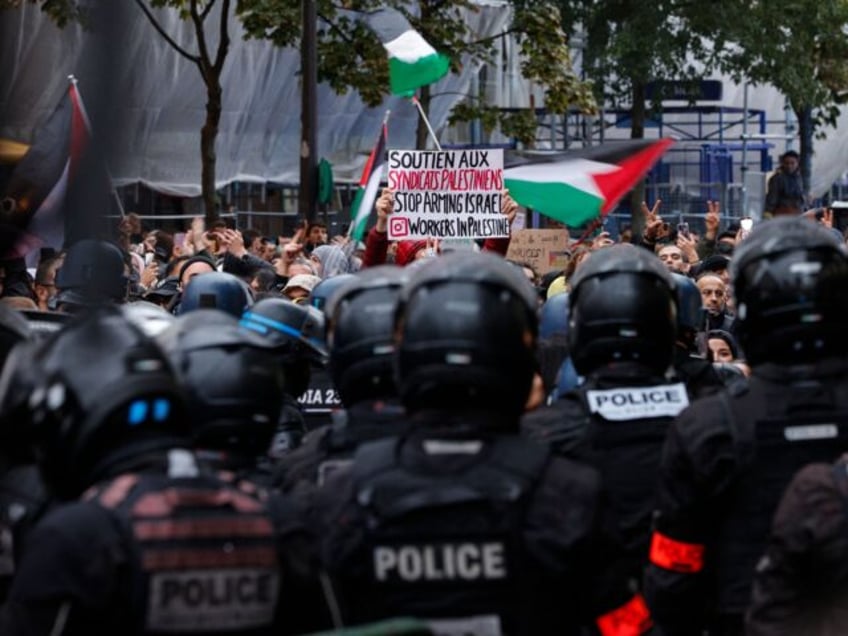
xmin=641 ymin=199 xmax=669 ymax=243
xmin=375 ymin=188 xmax=394 ymax=233
xmin=676 ymin=231 xmax=699 ymax=266
xmin=502 ymin=189 xmax=519 ymax=224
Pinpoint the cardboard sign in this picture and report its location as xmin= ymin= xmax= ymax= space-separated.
xmin=505 ymin=229 xmax=570 ymax=274
xmin=387 ymin=149 xmax=506 ymax=240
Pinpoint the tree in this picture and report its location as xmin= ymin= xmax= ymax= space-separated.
xmin=137 ymin=0 xmax=232 ymax=223
xmin=717 ymin=0 xmax=848 ymax=195
xmin=0 ymin=0 xmax=83 ymax=25
xmin=555 ymin=0 xmax=724 ymax=229
xmin=237 ymin=0 xmax=597 ymax=149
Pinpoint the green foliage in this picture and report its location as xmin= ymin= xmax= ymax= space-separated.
xmin=719 ymin=0 xmax=848 ymax=128
xmin=2 ymin=0 xmax=85 ymax=27
xmin=238 ymin=0 xmax=596 ymax=144
xmin=554 ymin=0 xmax=720 ymax=108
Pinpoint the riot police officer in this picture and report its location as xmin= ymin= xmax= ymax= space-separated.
xmin=0 ymin=305 xmax=41 ymax=602
xmin=312 ymin=252 xmax=650 ymax=635
xmin=275 ymin=266 xmax=407 ymax=492
xmin=158 ymin=309 xmax=288 ymax=485
xmin=645 ymin=217 xmax=848 ymax=636
xmin=178 ymin=271 xmax=253 ymax=317
xmin=53 ymin=239 xmax=128 ymax=312
xmin=522 ymin=244 xmax=687 ymax=586
xmin=747 ymin=453 xmax=848 ymax=635
xmin=241 ymin=298 xmax=329 ymax=453
xmin=0 ymin=308 xmax=323 ymax=634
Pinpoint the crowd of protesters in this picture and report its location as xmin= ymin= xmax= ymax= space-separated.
xmin=0 ymin=183 xmax=847 ymax=636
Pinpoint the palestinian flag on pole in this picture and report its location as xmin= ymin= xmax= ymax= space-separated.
xmin=349 ymin=119 xmax=388 ymax=242
xmin=0 ymin=77 xmax=90 ymax=260
xmin=504 ymin=139 xmax=674 ymax=227
xmin=365 ymin=8 xmax=450 ymax=96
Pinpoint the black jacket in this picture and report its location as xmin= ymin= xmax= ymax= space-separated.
xmin=747 ymin=455 xmax=848 ymax=636
xmin=273 ymin=400 xmax=405 ymax=493
xmin=645 ymin=358 xmax=848 ymax=636
xmin=312 ymin=410 xmax=650 ymax=635
xmin=0 ymin=450 xmax=326 ymax=635
xmin=522 ymin=363 xmax=691 ymax=583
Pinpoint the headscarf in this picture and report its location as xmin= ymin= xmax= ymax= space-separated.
xmin=311 ymin=245 xmax=351 ymax=279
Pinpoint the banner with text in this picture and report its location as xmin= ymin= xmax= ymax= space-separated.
xmin=387 ymin=149 xmax=506 ymax=240
xmin=505 ymin=229 xmax=571 ymax=274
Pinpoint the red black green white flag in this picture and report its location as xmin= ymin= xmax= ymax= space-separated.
xmin=0 ymin=77 xmax=90 ymax=259
xmin=348 ymin=119 xmax=388 ymax=242
xmin=504 ymin=139 xmax=674 ymax=226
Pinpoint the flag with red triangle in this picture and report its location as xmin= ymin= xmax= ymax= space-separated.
xmin=348 ymin=119 xmax=388 ymax=242
xmin=0 ymin=78 xmax=91 ymax=260
xmin=503 ymin=139 xmax=674 ymax=227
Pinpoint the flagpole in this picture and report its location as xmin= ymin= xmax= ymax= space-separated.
xmin=411 ymin=96 xmax=441 ymax=151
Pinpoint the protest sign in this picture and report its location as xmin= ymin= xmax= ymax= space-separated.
xmin=387 ymin=149 xmax=507 ymax=240
xmin=505 ymin=229 xmax=571 ymax=274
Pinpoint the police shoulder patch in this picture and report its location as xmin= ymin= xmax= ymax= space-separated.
xmin=586 ymin=383 xmax=689 ymax=421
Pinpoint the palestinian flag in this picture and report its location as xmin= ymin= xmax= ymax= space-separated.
xmin=0 ymin=78 xmax=90 ymax=260
xmin=504 ymin=139 xmax=674 ymax=227
xmin=348 ymin=121 xmax=387 ymax=242
xmin=365 ymin=8 xmax=450 ymax=96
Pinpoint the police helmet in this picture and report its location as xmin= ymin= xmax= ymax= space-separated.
xmin=54 ymin=239 xmax=128 ymax=308
xmin=731 ymin=217 xmax=848 ymax=364
xmin=309 ymin=273 xmax=356 ymax=312
xmin=539 ymin=292 xmax=570 ymax=340
xmin=670 ymin=272 xmax=704 ymax=352
xmin=178 ymin=271 xmax=253 ymax=318
xmin=25 ymin=307 xmax=187 ymax=499
xmin=325 ymin=266 xmax=407 ymax=405
xmin=568 ymin=244 xmax=677 ymax=376
xmin=161 ymin=310 xmax=285 ymax=457
xmin=394 ymin=252 xmax=538 ymax=420
xmin=122 ymin=301 xmax=176 ymax=337
xmin=241 ymin=298 xmax=328 ymax=364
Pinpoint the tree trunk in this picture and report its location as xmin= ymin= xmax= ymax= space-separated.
xmin=629 ymin=79 xmax=647 ymax=234
xmin=795 ymin=104 xmax=814 ymax=197
xmin=416 ymin=84 xmax=432 ymax=150
xmin=201 ymin=80 xmax=222 ymax=225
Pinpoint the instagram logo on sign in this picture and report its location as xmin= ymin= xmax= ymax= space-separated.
xmin=389 ymin=217 xmax=410 ymax=238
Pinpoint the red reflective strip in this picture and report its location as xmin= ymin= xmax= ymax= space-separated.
xmin=597 ymin=593 xmax=653 ymax=636
xmin=649 ymin=531 xmax=705 ymax=573
xmin=141 ymin=546 xmax=277 ymax=571
xmin=132 ymin=487 xmax=264 ymax=517
xmin=133 ymin=517 xmax=273 ymax=541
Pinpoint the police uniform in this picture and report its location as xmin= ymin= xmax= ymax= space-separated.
xmin=241 ymin=298 xmax=330 ymax=452
xmin=315 ymin=416 xmax=649 ymax=635
xmin=0 ymin=308 xmax=327 ymax=635
xmin=645 ymin=218 xmax=848 ymax=636
xmin=0 ymin=450 xmax=324 ymax=635
xmin=645 ymin=361 xmax=848 ymax=635
xmin=158 ymin=309 xmax=292 ymax=487
xmin=275 ymin=400 xmax=406 ymax=492
xmin=313 ymin=252 xmax=651 ymax=636
xmin=748 ymin=453 xmax=848 ymax=636
xmin=523 ymin=363 xmax=690 ymax=581
xmin=524 ymin=245 xmax=685 ymax=584
xmin=276 ymin=266 xmax=410 ymax=492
